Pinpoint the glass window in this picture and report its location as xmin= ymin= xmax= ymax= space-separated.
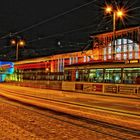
xmin=123 ymin=53 xmax=127 ymax=60
xmin=104 ymin=55 xmax=107 ymax=60
xmin=123 ymin=45 xmax=127 ymax=52
xmin=128 ymin=44 xmax=133 ymax=52
xmin=116 ymin=54 xmax=121 ymax=60
xmin=104 ymin=48 xmax=106 ymax=54
xmin=108 ymin=43 xmax=111 ymax=46
xmin=87 ymin=56 xmax=90 ymax=62
xmin=69 ymin=57 xmax=72 ymax=65
xmin=108 ymin=55 xmax=112 ymax=59
xmin=117 ymin=39 xmax=121 ymax=45
xmin=134 ymin=43 xmax=139 ymax=51
xmin=123 ymin=39 xmax=127 ymax=45
xmin=103 ymin=48 xmax=107 ymax=60
xmin=76 ymin=70 xmax=79 ymax=81
xmin=89 ymin=69 xmax=103 ymax=82
xmin=123 ymin=68 xmax=140 ymax=84
xmin=135 ymin=52 xmax=139 ymax=59
xmin=75 ymin=57 xmax=78 ymax=63
xmin=106 ymin=38 xmax=139 ymax=61
xmin=128 ymin=39 xmax=133 ymax=43
xmin=116 ymin=46 xmax=121 ymax=53
xmin=104 ymin=68 xmax=121 ymax=83
xmin=108 ymin=47 xmax=112 ymax=54
xmin=84 ymin=56 xmax=86 ymax=62
xmin=96 ymin=69 xmax=104 ymax=82
xmin=78 ymin=69 xmax=89 ymax=81
xmin=129 ymin=52 xmax=133 ymax=59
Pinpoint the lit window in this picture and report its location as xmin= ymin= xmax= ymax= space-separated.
xmin=123 ymin=45 xmax=127 ymax=52
xmin=117 ymin=39 xmax=121 ymax=45
xmin=134 ymin=43 xmax=139 ymax=51
xmin=123 ymin=53 xmax=127 ymax=60
xmin=128 ymin=39 xmax=133 ymax=43
xmin=135 ymin=52 xmax=139 ymax=59
xmin=129 ymin=53 xmax=133 ymax=59
xmin=123 ymin=39 xmax=127 ymax=44
xmin=108 ymin=55 xmax=112 ymax=59
xmin=128 ymin=44 xmax=133 ymax=52
xmin=69 ymin=57 xmax=72 ymax=64
xmin=87 ymin=56 xmax=90 ymax=62
xmin=116 ymin=46 xmax=121 ymax=53
xmin=116 ymin=54 xmax=121 ymax=60
xmin=108 ymin=47 xmax=112 ymax=54
xmin=84 ymin=56 xmax=86 ymax=62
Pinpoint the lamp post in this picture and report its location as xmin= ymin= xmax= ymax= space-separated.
xmin=105 ymin=6 xmax=124 ymax=60
xmin=10 ymin=37 xmax=25 ymax=61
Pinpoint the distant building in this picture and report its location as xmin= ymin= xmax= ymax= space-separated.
xmin=8 ymin=26 xmax=140 ymax=85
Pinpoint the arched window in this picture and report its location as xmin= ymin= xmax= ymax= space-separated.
xmin=103 ymin=38 xmax=139 ymax=61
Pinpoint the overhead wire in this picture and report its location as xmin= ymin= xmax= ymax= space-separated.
xmin=27 ymin=14 xmax=111 ymax=55
xmin=15 ymin=0 xmax=98 ymax=35
xmin=27 ymin=13 xmax=103 ymax=44
xmin=38 ymin=15 xmax=112 ymax=45
xmin=0 ymin=0 xmax=98 ymax=40
xmin=0 ymin=0 xmax=102 ymax=59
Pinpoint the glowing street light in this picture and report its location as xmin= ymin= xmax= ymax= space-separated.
xmin=105 ymin=5 xmax=125 ymax=60
xmin=117 ymin=10 xmax=124 ymax=17
xmin=10 ymin=38 xmax=25 ymax=61
xmin=105 ymin=6 xmax=112 ymax=13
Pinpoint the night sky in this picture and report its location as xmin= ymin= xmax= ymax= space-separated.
xmin=0 ymin=0 xmax=139 ymax=61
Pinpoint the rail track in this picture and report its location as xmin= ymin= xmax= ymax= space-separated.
xmin=1 ymin=88 xmax=140 ymax=117
xmin=0 ymin=96 xmax=140 ymax=140
xmin=0 ymin=88 xmax=140 ymax=140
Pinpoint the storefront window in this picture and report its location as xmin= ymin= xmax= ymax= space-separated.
xmin=104 ymin=68 xmax=121 ymax=83
xmin=123 ymin=68 xmax=140 ymax=84
xmin=89 ymin=69 xmax=103 ymax=82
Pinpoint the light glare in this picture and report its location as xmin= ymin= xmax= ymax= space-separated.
xmin=106 ymin=6 xmax=112 ymax=13
xmin=117 ymin=10 xmax=124 ymax=17
xmin=18 ymin=40 xmax=25 ymax=46
xmin=11 ymin=39 xmax=16 ymax=45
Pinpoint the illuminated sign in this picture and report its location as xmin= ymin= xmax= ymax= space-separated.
xmin=125 ymin=59 xmax=139 ymax=64
xmin=0 ymin=61 xmax=14 ymax=82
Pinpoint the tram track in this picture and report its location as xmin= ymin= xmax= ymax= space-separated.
xmin=1 ymin=88 xmax=140 ymax=118
xmin=0 ymin=87 xmax=140 ymax=139
xmin=0 ymin=96 xmax=140 ymax=140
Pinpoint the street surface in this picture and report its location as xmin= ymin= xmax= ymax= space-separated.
xmin=0 ymin=98 xmax=108 ymax=140
xmin=0 ymin=83 xmax=140 ymax=140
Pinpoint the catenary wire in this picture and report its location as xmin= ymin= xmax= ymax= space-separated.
xmin=0 ymin=0 xmax=98 ymax=40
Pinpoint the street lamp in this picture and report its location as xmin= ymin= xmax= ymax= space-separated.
xmin=10 ymin=37 xmax=25 ymax=61
xmin=105 ymin=5 xmax=124 ymax=60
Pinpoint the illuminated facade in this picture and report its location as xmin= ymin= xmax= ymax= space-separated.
xmin=12 ymin=26 xmax=140 ymax=84
xmin=91 ymin=26 xmax=140 ymax=61
xmin=0 ymin=61 xmax=14 ymax=82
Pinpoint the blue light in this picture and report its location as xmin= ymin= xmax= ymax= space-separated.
xmin=0 ymin=61 xmax=14 ymax=82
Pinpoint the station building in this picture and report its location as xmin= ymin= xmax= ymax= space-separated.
xmin=7 ymin=26 xmax=140 ymax=95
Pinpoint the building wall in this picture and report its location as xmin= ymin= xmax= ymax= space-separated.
xmin=14 ymin=26 xmax=140 ymax=74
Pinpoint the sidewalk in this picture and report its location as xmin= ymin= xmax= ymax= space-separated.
xmin=5 ymin=81 xmax=140 ymax=100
